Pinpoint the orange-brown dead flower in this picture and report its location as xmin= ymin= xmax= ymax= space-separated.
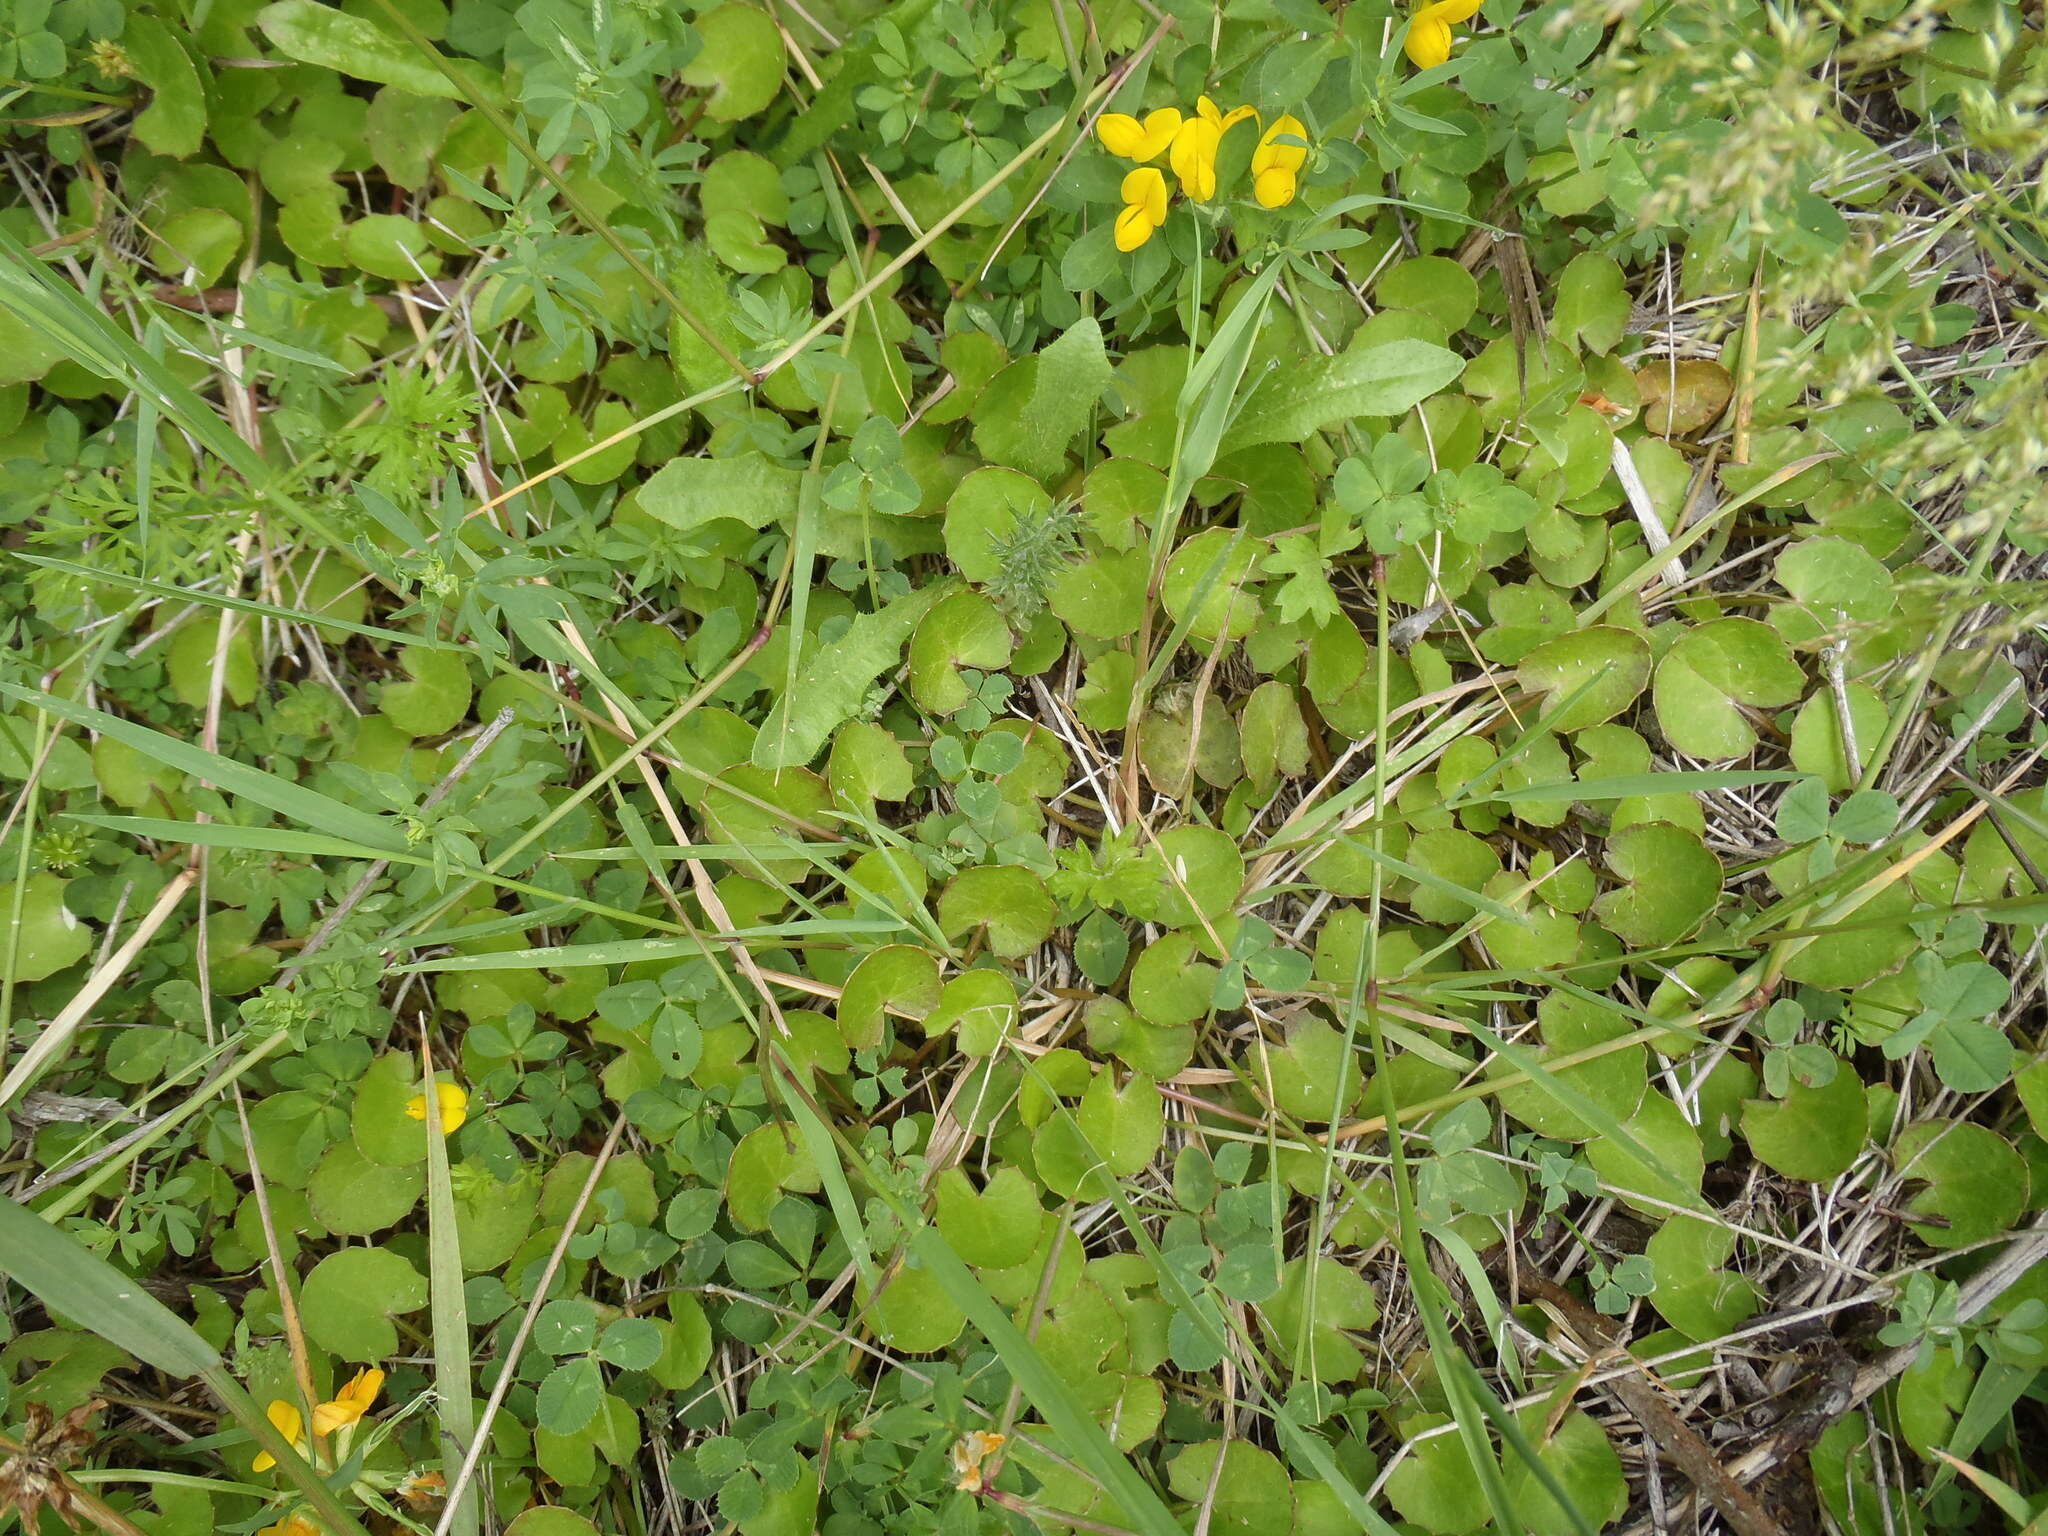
xmin=0 ymin=1402 xmax=102 ymax=1532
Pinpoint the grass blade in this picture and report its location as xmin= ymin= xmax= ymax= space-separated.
xmin=0 ymin=1197 xmax=374 ymax=1536
xmin=5 ymin=685 xmax=402 ymax=852
xmin=9 ymin=553 xmax=457 ymax=650
xmin=420 ymin=1042 xmax=478 ymax=1536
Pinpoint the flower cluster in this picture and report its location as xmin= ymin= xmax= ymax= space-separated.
xmin=1095 ymin=96 xmax=1310 ymax=251
xmin=252 ymin=1368 xmax=384 ymax=1473
xmin=1404 ymin=0 xmax=1484 ymax=69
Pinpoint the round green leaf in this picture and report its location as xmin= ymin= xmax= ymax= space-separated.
xmin=1741 ymin=1065 xmax=1864 ymax=1182
xmin=1384 ymin=1414 xmax=1489 ymax=1535
xmin=1517 ymin=627 xmax=1652 ymax=732
xmin=678 ymin=4 xmax=786 ymax=121
xmin=907 ymin=590 xmax=1013 ymax=715
xmin=1494 ymin=992 xmax=1647 ymax=1142
xmin=307 ymin=1139 xmax=423 ymax=1235
xmin=1256 ymin=1255 xmax=1380 ymax=1383
xmin=935 ymin=1166 xmax=1043 ymax=1269
xmin=504 ymin=1509 xmax=597 ymax=1536
xmin=1166 ymin=1441 xmax=1294 ymax=1536
xmin=1378 ymin=255 xmax=1479 ymax=332
xmin=1893 ymin=1120 xmax=2027 ymax=1250
xmin=0 ymin=875 xmax=92 ymax=983
xmin=1151 ymin=824 xmax=1244 ymax=929
xmin=837 ymin=944 xmax=940 ymax=1049
xmin=351 ymin=1051 xmax=432 ymax=1167
xmin=937 ymin=865 xmax=1052 ymax=958
xmin=300 ymin=1245 xmax=427 ymax=1360
xmin=1585 ymin=1089 xmax=1703 ymax=1216
xmin=725 ymin=1124 xmax=820 ymax=1232
xmin=1653 ymin=618 xmax=1806 ymax=759
xmin=868 ymin=1259 xmax=965 ymax=1353
xmin=380 ymin=645 xmax=471 ymax=737
xmin=345 ymin=214 xmax=440 ymax=282
xmin=1592 ymin=821 xmax=1720 ymax=947
xmin=925 ymin=968 xmax=1018 ymax=1055
xmin=1506 ymin=1408 xmax=1627 ymax=1536
xmin=1160 ymin=528 xmax=1261 ymax=644
xmin=1128 ymin=931 xmax=1215 ymax=1026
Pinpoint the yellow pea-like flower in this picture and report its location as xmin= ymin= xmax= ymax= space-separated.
xmin=1096 ymin=107 xmax=1182 ymax=163
xmin=1115 ymin=167 xmax=1169 ymax=251
xmin=405 ymin=1081 xmax=468 ymax=1134
xmin=311 ymin=1367 xmax=385 ymax=1436
xmin=1251 ymin=114 xmax=1310 ymax=208
xmin=251 ymin=1400 xmax=305 ymax=1473
xmin=1169 ymin=115 xmax=1223 ymax=202
xmin=1405 ymin=0 xmax=1484 ymax=69
xmin=1196 ymin=94 xmax=1259 ymax=132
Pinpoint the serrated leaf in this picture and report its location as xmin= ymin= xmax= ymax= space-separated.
xmin=1223 ymin=339 xmax=1465 ymax=452
xmin=974 ymin=316 xmax=1114 ymax=483
xmin=754 ymin=581 xmax=952 ymax=768
xmin=640 ymin=452 xmax=801 ymax=535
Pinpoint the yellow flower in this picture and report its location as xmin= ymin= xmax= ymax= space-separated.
xmin=1404 ymin=0 xmax=1484 ymax=69
xmin=405 ymin=1081 xmax=468 ymax=1134
xmin=1096 ymin=107 xmax=1181 ymax=163
xmin=251 ymin=1399 xmax=304 ymax=1473
xmin=1168 ymin=115 xmax=1223 ymax=202
xmin=1196 ymin=95 xmax=1259 ymax=133
xmin=1251 ymin=115 xmax=1310 ymax=208
xmin=951 ymin=1430 xmax=1007 ymax=1494
xmin=1115 ymin=167 xmax=1169 ymax=252
xmin=311 ymin=1367 xmax=384 ymax=1436
xmin=257 ymin=1515 xmax=320 ymax=1536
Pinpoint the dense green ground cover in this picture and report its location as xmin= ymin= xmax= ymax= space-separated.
xmin=2 ymin=1 xmax=2048 ymax=1534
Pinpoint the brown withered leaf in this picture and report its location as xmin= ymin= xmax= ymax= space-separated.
xmin=1635 ymin=358 xmax=1735 ymax=436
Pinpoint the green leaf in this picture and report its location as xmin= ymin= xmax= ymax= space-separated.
xmin=678 ymin=3 xmax=786 ymax=120
xmin=1552 ymin=253 xmax=1629 ymax=354
xmin=1492 ymin=993 xmax=1647 ymax=1143
xmin=837 ymin=944 xmax=941 ymax=1049
xmin=0 ymin=1196 xmax=221 ymax=1376
xmin=538 ymin=1357 xmax=604 ymax=1435
xmin=3 ymin=685 xmax=402 ymax=854
xmin=124 ymin=15 xmax=208 ymax=158
xmin=1592 ymin=822 xmax=1720 ymax=947
xmin=256 ymin=1 xmax=474 ymax=98
xmin=381 ymin=646 xmax=472 ymax=737
xmin=1076 ymin=1070 xmax=1163 ymax=1180
xmin=755 ymin=581 xmax=952 ymax=769
xmin=1653 ymin=618 xmax=1806 ymax=759
xmin=504 ymin=1509 xmax=598 ymax=1536
xmin=973 ymin=316 xmax=1115 ymax=484
xmin=0 ymin=874 xmax=92 ymax=983
xmin=1223 ymin=339 xmax=1465 ymax=452
xmin=1257 ymin=1256 xmax=1380 ymax=1383
xmin=934 ymin=1166 xmax=1043 ymax=1269
xmin=308 ymin=1140 xmax=423 ymax=1235
xmin=1516 ymin=627 xmax=1652 ymax=732
xmin=937 ymin=865 xmax=1053 ymax=958
xmin=1166 ymin=1442 xmax=1295 ymax=1536
xmin=639 ymin=452 xmax=801 ymax=536
xmin=300 ymin=1245 xmax=429 ymax=1360
xmin=1741 ymin=1067 xmax=1864 ymax=1182
xmin=868 ymin=1261 xmax=966 ymax=1353
xmin=1893 ymin=1121 xmax=2027 ymax=1249
xmin=1504 ymin=1409 xmax=1627 ymax=1536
